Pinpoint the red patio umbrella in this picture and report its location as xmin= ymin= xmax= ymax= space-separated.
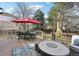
xmin=12 ymin=18 xmax=40 ymax=24
xmin=12 ymin=18 xmax=41 ymax=32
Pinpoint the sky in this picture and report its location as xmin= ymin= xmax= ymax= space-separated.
xmin=0 ymin=2 xmax=54 ymax=18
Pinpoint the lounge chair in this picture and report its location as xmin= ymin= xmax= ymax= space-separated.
xmin=70 ymin=35 xmax=79 ymax=55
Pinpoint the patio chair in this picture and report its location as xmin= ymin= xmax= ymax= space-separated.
xmin=70 ymin=35 xmax=79 ymax=55
xmin=16 ymin=32 xmax=23 ymax=40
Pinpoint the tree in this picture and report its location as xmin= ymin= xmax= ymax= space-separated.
xmin=33 ymin=9 xmax=45 ymax=29
xmin=48 ymin=2 xmax=79 ymax=33
xmin=12 ymin=2 xmax=33 ymax=31
xmin=48 ymin=2 xmax=65 ymax=32
xmin=48 ymin=5 xmax=58 ymax=28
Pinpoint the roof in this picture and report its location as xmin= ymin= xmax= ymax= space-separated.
xmin=65 ymin=5 xmax=79 ymax=17
xmin=0 ymin=13 xmax=17 ymax=22
xmin=0 ymin=12 xmax=17 ymax=18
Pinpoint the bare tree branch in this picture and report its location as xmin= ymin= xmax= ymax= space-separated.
xmin=12 ymin=2 xmax=34 ymax=31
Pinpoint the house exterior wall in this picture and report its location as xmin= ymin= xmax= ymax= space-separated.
xmin=0 ymin=13 xmax=19 ymax=31
xmin=62 ymin=16 xmax=79 ymax=32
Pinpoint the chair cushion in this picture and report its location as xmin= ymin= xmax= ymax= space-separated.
xmin=73 ymin=39 xmax=79 ymax=46
xmin=70 ymin=45 xmax=79 ymax=52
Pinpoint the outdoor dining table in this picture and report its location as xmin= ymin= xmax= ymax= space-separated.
xmin=35 ymin=40 xmax=70 ymax=56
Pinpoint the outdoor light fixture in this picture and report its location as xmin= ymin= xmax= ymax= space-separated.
xmin=0 ymin=7 xmax=4 ymax=14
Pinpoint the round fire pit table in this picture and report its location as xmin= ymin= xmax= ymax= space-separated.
xmin=35 ymin=40 xmax=70 ymax=56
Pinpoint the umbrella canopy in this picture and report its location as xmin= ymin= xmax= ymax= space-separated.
xmin=12 ymin=18 xmax=40 ymax=24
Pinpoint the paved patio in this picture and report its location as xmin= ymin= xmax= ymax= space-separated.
xmin=0 ymin=39 xmax=18 ymax=56
xmin=0 ymin=38 xmax=41 ymax=56
xmin=0 ymin=32 xmax=78 ymax=56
